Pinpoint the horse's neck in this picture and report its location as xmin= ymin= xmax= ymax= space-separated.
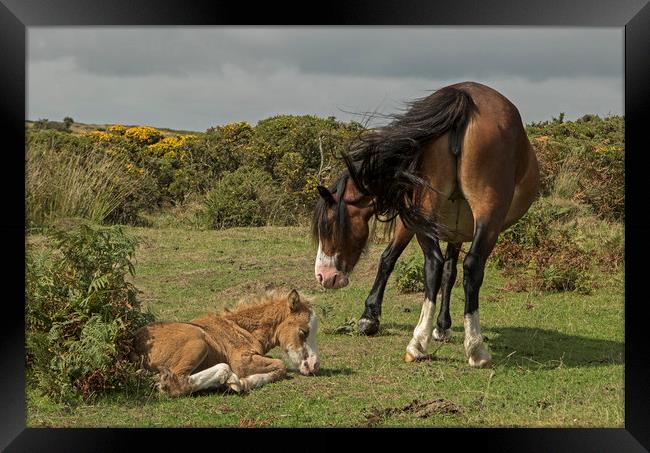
xmin=225 ymin=303 xmax=285 ymax=352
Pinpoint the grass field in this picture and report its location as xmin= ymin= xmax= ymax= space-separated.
xmin=26 ymin=226 xmax=624 ymax=428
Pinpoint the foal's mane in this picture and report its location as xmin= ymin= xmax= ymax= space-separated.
xmin=223 ymin=289 xmax=312 ymax=317
xmin=341 ymin=85 xmax=476 ymax=239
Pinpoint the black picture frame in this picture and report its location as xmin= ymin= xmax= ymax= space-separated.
xmin=3 ymin=0 xmax=649 ymax=450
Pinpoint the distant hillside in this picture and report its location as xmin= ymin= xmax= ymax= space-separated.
xmin=25 ymin=119 xmax=200 ymax=137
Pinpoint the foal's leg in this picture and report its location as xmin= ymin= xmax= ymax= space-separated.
xmin=404 ymin=234 xmax=444 ymax=361
xmin=358 ymin=220 xmax=414 ymax=335
xmin=462 ymin=220 xmax=502 ymax=368
xmin=187 ymin=363 xmax=242 ymax=393
xmin=432 ymin=242 xmax=461 ymax=341
xmin=231 ymin=355 xmax=287 ymax=392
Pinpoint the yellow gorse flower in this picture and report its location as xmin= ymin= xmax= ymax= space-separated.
xmin=107 ymin=124 xmax=128 ymax=135
xmin=146 ymin=135 xmax=194 ymax=159
xmin=124 ymin=126 xmax=163 ymax=146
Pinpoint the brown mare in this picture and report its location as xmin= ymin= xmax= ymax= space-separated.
xmin=131 ymin=289 xmax=319 ymax=396
xmin=313 ymin=82 xmax=539 ymax=368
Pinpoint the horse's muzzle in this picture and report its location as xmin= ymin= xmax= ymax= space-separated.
xmin=315 ymin=269 xmax=349 ymax=289
xmin=299 ymin=356 xmax=320 ymax=375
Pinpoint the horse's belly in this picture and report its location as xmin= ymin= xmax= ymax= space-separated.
xmin=435 ymin=198 xmax=475 ymax=243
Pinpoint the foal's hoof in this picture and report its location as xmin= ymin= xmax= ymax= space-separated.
xmin=358 ymin=318 xmax=380 ymax=336
xmin=227 ymin=373 xmax=243 ymax=393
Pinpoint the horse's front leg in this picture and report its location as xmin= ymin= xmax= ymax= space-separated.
xmin=231 ymin=355 xmax=287 ymax=392
xmin=358 ymin=220 xmax=414 ymax=335
xmin=405 ymin=234 xmax=444 ymax=361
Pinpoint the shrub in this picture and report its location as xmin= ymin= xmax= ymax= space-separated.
xmin=26 ymin=222 xmax=155 ymax=403
xmin=124 ymin=126 xmax=163 ymax=146
xmin=203 ymin=166 xmax=279 ymax=229
xmin=527 ymin=115 xmax=624 ymax=221
xmin=394 ymin=253 xmax=425 ymax=293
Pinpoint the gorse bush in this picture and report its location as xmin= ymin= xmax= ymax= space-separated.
xmin=527 ymin=114 xmax=624 ymax=221
xmin=25 ymin=114 xmax=623 ymax=232
xmin=203 ymin=166 xmax=280 ymax=229
xmin=26 ymin=222 xmax=155 ymax=403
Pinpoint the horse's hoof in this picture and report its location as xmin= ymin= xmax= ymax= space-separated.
xmin=433 ymin=327 xmax=452 ymax=342
xmin=468 ymin=350 xmax=492 ymax=368
xmin=404 ymin=352 xmax=417 ymax=362
xmin=358 ymin=317 xmax=380 ymax=336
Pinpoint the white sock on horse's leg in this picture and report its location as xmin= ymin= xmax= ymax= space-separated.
xmin=464 ymin=310 xmax=492 ymax=368
xmin=239 ymin=371 xmax=281 ymax=391
xmin=188 ymin=363 xmax=238 ymax=391
xmin=405 ymin=298 xmax=435 ymax=361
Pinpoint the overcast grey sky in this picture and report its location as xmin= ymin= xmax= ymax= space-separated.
xmin=27 ymin=27 xmax=623 ymax=131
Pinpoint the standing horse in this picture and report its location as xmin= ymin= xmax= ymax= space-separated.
xmin=312 ymin=82 xmax=539 ymax=368
xmin=131 ymin=289 xmax=319 ymax=396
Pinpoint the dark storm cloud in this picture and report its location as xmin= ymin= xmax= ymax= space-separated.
xmin=29 ymin=27 xmax=621 ymax=82
xmin=27 ymin=27 xmax=623 ymax=130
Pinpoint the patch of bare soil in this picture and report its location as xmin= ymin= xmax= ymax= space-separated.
xmin=365 ymin=398 xmax=463 ymax=426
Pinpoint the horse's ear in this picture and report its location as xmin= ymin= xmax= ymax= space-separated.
xmin=288 ymin=289 xmax=300 ymax=311
xmin=317 ymin=185 xmax=335 ymax=206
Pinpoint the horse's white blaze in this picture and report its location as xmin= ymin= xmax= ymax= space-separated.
xmin=463 ymin=311 xmax=492 ymax=367
xmin=188 ymin=363 xmax=235 ymax=391
xmin=315 ymin=241 xmax=337 ymax=274
xmin=305 ymin=311 xmax=320 ymax=369
xmin=285 ymin=310 xmax=320 ymax=374
xmin=406 ymin=298 xmax=436 ymax=359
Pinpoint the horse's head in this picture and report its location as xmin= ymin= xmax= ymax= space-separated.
xmin=277 ymin=289 xmax=320 ymax=375
xmin=312 ymin=174 xmax=374 ymax=289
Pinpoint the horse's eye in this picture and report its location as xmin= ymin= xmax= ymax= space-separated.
xmin=299 ymin=329 xmax=309 ymax=338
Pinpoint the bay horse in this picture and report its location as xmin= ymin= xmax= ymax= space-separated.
xmin=131 ymin=289 xmax=319 ymax=396
xmin=312 ymin=82 xmax=539 ymax=368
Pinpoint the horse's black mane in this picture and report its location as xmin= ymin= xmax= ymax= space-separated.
xmin=341 ymin=85 xmax=477 ymax=240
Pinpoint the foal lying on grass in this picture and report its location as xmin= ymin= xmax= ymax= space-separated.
xmin=131 ymin=289 xmax=319 ymax=396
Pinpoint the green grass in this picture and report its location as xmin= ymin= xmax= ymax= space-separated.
xmin=26 ymin=226 xmax=624 ymax=427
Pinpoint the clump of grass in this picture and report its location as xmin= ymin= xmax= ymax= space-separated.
xmin=141 ymin=195 xmax=209 ymax=230
xmin=26 ymin=143 xmax=148 ymax=230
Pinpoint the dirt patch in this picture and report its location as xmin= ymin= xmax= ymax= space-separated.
xmin=365 ymin=398 xmax=463 ymax=426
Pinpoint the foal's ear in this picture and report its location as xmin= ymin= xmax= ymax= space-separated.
xmin=317 ymin=186 xmax=336 ymax=206
xmin=288 ymin=289 xmax=300 ymax=311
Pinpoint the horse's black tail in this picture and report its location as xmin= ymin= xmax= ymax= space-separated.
xmin=342 ymin=86 xmax=476 ymax=240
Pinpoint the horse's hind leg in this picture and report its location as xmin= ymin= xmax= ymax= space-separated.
xmin=405 ymin=234 xmax=444 ymax=362
xmin=358 ymin=219 xmax=414 ymax=335
xmin=432 ymin=242 xmax=461 ymax=342
xmin=462 ymin=220 xmax=504 ymax=368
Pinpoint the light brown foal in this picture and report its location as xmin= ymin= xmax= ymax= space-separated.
xmin=131 ymin=289 xmax=319 ymax=396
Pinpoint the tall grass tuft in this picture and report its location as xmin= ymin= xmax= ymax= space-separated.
xmin=26 ymin=144 xmax=144 ymax=229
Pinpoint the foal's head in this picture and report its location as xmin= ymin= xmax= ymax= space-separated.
xmin=276 ymin=289 xmax=320 ymax=375
xmin=312 ymin=174 xmax=374 ymax=289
